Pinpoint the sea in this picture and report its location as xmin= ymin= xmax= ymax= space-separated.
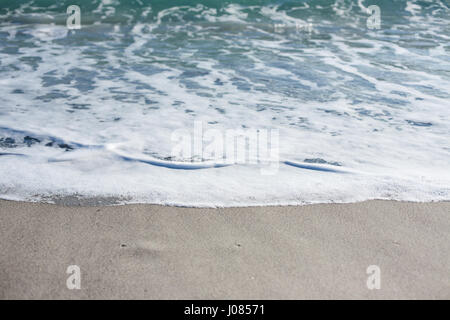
xmin=0 ymin=0 xmax=449 ymax=206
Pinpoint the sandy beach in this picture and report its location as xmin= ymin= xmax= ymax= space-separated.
xmin=0 ymin=199 xmax=449 ymax=299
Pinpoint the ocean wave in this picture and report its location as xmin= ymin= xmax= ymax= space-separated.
xmin=0 ymin=0 xmax=449 ymax=206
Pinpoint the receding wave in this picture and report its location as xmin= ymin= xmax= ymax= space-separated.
xmin=0 ymin=0 xmax=449 ymax=206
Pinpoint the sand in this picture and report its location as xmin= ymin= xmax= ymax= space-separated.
xmin=0 ymin=199 xmax=449 ymax=299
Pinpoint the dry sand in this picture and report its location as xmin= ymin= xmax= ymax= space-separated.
xmin=0 ymin=199 xmax=449 ymax=299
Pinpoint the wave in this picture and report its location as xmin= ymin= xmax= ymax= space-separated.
xmin=0 ymin=0 xmax=449 ymax=206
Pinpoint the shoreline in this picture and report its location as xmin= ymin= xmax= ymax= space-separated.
xmin=1 ymin=199 xmax=449 ymax=299
xmin=1 ymin=195 xmax=449 ymax=208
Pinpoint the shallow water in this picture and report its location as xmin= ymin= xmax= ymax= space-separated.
xmin=0 ymin=0 xmax=449 ymax=206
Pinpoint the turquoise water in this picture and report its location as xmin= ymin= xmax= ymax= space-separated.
xmin=0 ymin=0 xmax=449 ymax=206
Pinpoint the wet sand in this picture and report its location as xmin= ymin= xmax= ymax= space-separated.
xmin=0 ymin=199 xmax=449 ymax=299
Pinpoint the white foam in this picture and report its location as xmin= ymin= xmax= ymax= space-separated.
xmin=0 ymin=3 xmax=449 ymax=206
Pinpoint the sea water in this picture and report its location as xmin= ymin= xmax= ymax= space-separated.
xmin=0 ymin=0 xmax=449 ymax=206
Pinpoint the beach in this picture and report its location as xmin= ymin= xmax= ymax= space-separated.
xmin=1 ymin=199 xmax=449 ymax=299
xmin=1 ymin=0 xmax=449 ymax=302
